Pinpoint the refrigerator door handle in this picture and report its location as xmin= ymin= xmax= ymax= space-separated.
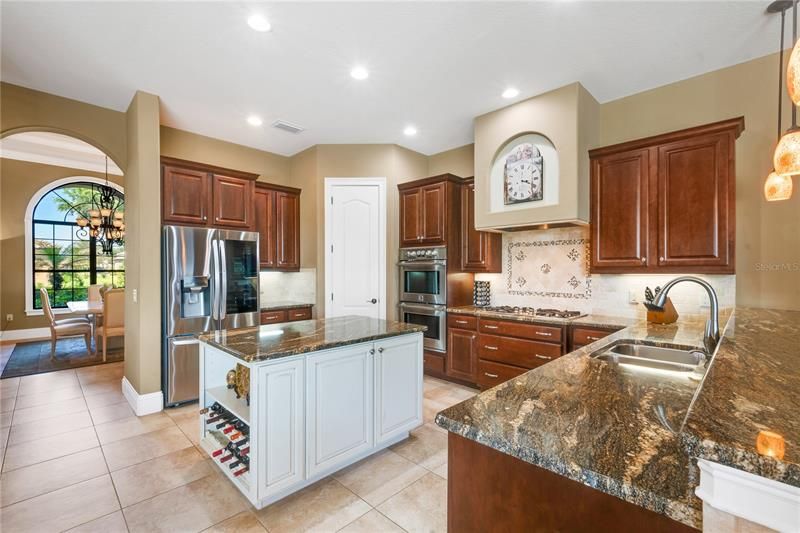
xmin=171 ymin=337 xmax=199 ymax=346
xmin=219 ymin=239 xmax=228 ymax=321
xmin=211 ymin=239 xmax=220 ymax=321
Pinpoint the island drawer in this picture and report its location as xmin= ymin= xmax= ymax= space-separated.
xmin=424 ymin=352 xmax=446 ymax=376
xmin=448 ymin=314 xmax=477 ymax=330
xmin=287 ymin=307 xmax=312 ymax=321
xmin=476 ymin=359 xmax=527 ymax=390
xmin=572 ymin=327 xmax=613 ymax=346
xmin=478 ymin=319 xmax=562 ymax=343
xmin=261 ymin=310 xmax=288 ymax=324
xmin=478 ymin=334 xmax=562 ymax=369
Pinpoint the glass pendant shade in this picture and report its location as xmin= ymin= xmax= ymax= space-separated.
xmin=773 ymin=129 xmax=800 ymax=175
xmin=789 ymin=40 xmax=800 ymax=105
xmin=764 ymin=171 xmax=794 ymax=201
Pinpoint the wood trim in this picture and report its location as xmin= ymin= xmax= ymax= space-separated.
xmin=160 ymin=156 xmax=259 ymax=181
xmin=588 ymin=117 xmax=744 ymax=158
xmin=255 ymin=181 xmax=302 ymax=195
xmin=397 ymin=173 xmax=466 ymax=190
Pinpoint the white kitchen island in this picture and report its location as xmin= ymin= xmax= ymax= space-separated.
xmin=196 ymin=315 xmax=425 ymax=509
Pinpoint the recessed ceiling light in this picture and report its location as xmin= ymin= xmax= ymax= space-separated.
xmin=246 ymin=115 xmax=263 ymax=127
xmin=350 ymin=66 xmax=369 ymax=80
xmin=403 ymin=125 xmax=417 ymax=136
xmin=247 ymin=14 xmax=271 ymax=32
xmin=502 ymin=87 xmax=520 ymax=99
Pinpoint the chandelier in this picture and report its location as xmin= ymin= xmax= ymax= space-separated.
xmin=74 ymin=157 xmax=125 ymax=254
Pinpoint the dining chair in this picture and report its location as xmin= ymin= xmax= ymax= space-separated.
xmin=87 ymin=284 xmax=104 ymax=336
xmin=40 ymin=288 xmax=92 ymax=359
xmin=95 ymin=288 xmax=124 ymax=361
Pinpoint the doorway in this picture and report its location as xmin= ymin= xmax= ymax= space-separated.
xmin=324 ymin=178 xmax=387 ymax=320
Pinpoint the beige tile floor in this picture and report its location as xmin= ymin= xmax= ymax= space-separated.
xmin=0 ymin=364 xmax=477 ymax=532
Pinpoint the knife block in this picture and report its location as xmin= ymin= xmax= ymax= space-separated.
xmin=646 ymin=297 xmax=679 ymax=324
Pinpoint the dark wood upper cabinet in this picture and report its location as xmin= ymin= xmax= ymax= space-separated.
xmin=399 ymin=188 xmax=422 ymax=247
xmin=275 ymin=190 xmax=300 ymax=270
xmin=460 ymin=178 xmax=502 ymax=273
xmin=254 ymin=183 xmax=301 ymax=272
xmin=212 ymin=174 xmax=253 ymax=229
xmin=398 ymin=174 xmax=462 ymax=252
xmin=590 ymin=149 xmax=650 ymax=271
xmin=254 ymin=185 xmax=276 ymax=269
xmin=589 ymin=117 xmax=742 ymax=274
xmin=657 ymin=133 xmax=732 ymax=269
xmin=162 ymin=165 xmax=211 ymax=226
xmin=420 ymin=182 xmax=446 ymax=244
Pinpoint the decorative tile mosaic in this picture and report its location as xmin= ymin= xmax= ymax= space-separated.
xmin=505 ymin=230 xmax=591 ymax=300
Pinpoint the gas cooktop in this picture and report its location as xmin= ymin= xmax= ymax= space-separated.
xmin=479 ymin=306 xmax=586 ymax=319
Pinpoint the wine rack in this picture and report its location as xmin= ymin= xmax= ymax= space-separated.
xmin=200 ymin=402 xmax=251 ymax=489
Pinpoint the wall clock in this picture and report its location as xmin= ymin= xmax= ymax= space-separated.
xmin=504 ymin=142 xmax=543 ymax=205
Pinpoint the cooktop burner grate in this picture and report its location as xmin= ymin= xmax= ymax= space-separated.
xmin=479 ymin=306 xmax=586 ymax=319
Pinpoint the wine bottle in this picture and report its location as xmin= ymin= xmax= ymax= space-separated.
xmin=233 ymin=466 xmax=249 ymax=477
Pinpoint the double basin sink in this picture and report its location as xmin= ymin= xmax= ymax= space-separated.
xmin=592 ymin=341 xmax=708 ymax=374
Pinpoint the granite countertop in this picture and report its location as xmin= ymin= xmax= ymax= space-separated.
xmin=260 ymin=301 xmax=314 ymax=311
xmin=682 ymin=307 xmax=800 ymax=488
xmin=435 ymin=314 xmax=725 ymax=528
xmin=197 ymin=315 xmax=425 ymax=363
xmin=448 ymin=305 xmax=636 ymax=329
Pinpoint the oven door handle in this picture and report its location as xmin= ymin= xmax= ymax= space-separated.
xmin=399 ymin=303 xmax=446 ymax=315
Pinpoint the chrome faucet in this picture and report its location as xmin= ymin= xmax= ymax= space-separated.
xmin=652 ymin=276 xmax=720 ymax=354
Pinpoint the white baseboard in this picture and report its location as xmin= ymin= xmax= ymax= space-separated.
xmin=696 ymin=459 xmax=800 ymax=532
xmin=122 ymin=376 xmax=163 ymax=416
xmin=0 ymin=327 xmax=51 ymax=343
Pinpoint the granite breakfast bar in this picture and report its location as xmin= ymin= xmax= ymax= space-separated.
xmin=435 ymin=307 xmax=800 ymax=532
xmin=196 ymin=315 xmax=425 ymax=509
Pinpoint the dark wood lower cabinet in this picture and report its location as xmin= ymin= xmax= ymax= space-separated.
xmin=446 ymin=327 xmax=477 ymax=383
xmin=260 ymin=306 xmax=313 ymax=325
xmin=448 ymin=433 xmax=697 ymax=532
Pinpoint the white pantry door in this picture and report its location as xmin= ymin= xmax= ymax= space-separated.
xmin=325 ymin=178 xmax=386 ymax=319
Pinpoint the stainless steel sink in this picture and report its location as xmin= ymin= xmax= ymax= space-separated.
xmin=593 ymin=342 xmax=706 ymax=373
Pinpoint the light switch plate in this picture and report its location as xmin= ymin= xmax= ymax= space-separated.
xmin=628 ymin=289 xmax=639 ymax=304
xmin=132 ymin=289 xmax=138 ymax=303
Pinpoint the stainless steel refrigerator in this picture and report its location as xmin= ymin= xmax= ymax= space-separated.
xmin=162 ymin=225 xmax=260 ymax=406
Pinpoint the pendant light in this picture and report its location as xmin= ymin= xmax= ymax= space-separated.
xmin=769 ymin=0 xmax=797 ymax=199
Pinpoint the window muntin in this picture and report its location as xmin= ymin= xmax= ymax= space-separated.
xmin=32 ymin=182 xmax=125 ymax=309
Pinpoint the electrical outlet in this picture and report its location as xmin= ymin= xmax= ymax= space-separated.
xmin=628 ymin=289 xmax=639 ymax=304
xmin=5 ymin=314 xmax=12 ymax=322
xmin=132 ymin=289 xmax=138 ymax=303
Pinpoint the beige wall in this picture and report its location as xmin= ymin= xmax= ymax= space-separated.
xmin=159 ymin=126 xmax=290 ymax=185
xmin=427 ymin=144 xmax=474 ymax=177
xmin=124 ymin=91 xmax=162 ymax=395
xmin=0 ymin=82 xmax=127 ymax=170
xmin=599 ymin=52 xmax=800 ymax=310
xmin=289 ymin=144 xmax=429 ymax=320
xmin=0 ymin=159 xmax=123 ymax=331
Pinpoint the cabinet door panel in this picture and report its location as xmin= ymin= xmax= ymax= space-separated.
xmin=420 ymin=183 xmax=446 ymax=244
xmin=257 ymin=359 xmax=304 ymax=499
xmin=254 ymin=186 xmax=276 ymax=268
xmin=657 ymin=134 xmax=731 ymax=268
xmin=306 ymin=345 xmax=373 ymax=478
xmin=375 ymin=334 xmax=423 ymax=445
xmin=461 ymin=181 xmax=502 ymax=272
xmin=162 ymin=166 xmax=210 ymax=225
xmin=213 ymin=174 xmax=253 ymax=228
xmin=276 ymin=191 xmax=300 ymax=270
xmin=400 ymin=188 xmax=422 ymax=246
xmin=446 ymin=328 xmax=477 ymax=383
xmin=591 ymin=149 xmax=650 ymax=270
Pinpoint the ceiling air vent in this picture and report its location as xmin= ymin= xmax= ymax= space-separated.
xmin=271 ymin=120 xmax=305 ymax=134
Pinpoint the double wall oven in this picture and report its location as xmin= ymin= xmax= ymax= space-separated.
xmin=398 ymin=246 xmax=447 ymax=352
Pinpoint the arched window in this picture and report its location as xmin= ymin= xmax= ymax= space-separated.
xmin=27 ymin=178 xmax=125 ymax=312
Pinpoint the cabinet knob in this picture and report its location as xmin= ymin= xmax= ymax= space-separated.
xmin=203 ymin=215 xmax=207 ymax=221
xmin=641 ymin=257 xmax=646 ymax=263
xmin=659 ymin=256 xmax=665 ymax=261
xmin=378 ymin=347 xmax=384 ymax=353
xmin=369 ymin=348 xmax=375 ymax=355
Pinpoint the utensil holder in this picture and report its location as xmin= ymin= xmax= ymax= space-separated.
xmin=645 ymin=297 xmax=679 ymax=324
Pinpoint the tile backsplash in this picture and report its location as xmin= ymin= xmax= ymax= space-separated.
xmin=259 ymin=268 xmax=317 ymax=307
xmin=474 ymin=227 xmax=735 ymax=318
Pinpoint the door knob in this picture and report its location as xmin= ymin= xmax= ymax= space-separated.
xmin=367 ymin=298 xmax=377 ymax=304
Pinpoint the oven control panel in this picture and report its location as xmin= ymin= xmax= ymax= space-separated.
xmin=399 ymin=246 xmax=447 ymax=261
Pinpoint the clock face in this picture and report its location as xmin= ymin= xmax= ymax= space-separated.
xmin=504 ymin=143 xmax=543 ymax=205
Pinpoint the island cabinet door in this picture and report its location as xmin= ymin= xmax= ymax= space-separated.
xmin=374 ymin=334 xmax=423 ymax=446
xmin=306 ymin=345 xmax=374 ymax=478
xmin=256 ymin=359 xmax=305 ymax=500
